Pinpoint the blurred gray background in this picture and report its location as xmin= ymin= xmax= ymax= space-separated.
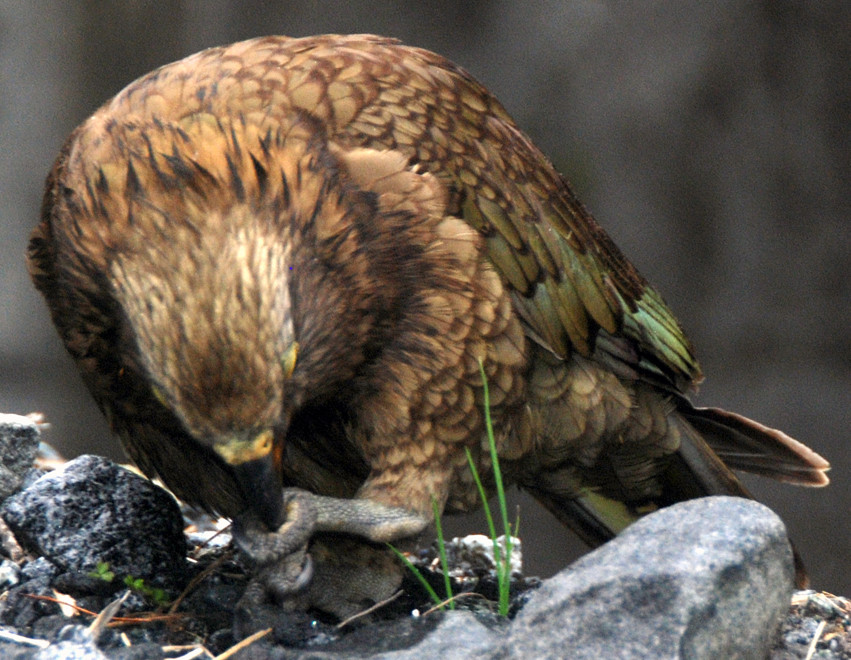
xmin=2 ymin=2 xmax=848 ymax=593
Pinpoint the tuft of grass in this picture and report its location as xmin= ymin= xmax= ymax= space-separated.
xmin=388 ymin=544 xmax=444 ymax=607
xmin=392 ymin=361 xmax=517 ymax=616
xmin=388 ymin=493 xmax=457 ymax=611
xmin=470 ymin=358 xmax=514 ymax=616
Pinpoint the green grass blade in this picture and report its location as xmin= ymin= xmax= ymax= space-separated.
xmin=388 ymin=544 xmax=444 ymax=609
xmin=465 ymin=447 xmax=498 ymax=546
xmin=432 ymin=495 xmax=455 ymax=609
xmin=477 ymin=359 xmax=513 ymax=616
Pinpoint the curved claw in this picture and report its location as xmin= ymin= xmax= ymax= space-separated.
xmin=290 ymin=552 xmax=314 ymax=593
xmin=264 ymin=552 xmax=314 ymax=601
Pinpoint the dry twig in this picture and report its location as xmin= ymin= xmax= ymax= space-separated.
xmin=214 ymin=627 xmax=272 ymax=660
xmin=336 ymin=589 xmax=405 ymax=629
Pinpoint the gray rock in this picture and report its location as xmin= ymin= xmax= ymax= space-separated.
xmin=0 ymin=559 xmax=20 ymax=589
xmin=238 ymin=610 xmax=504 ymax=660
xmin=507 ymin=496 xmax=794 ymax=659
xmin=371 ymin=611 xmax=503 ymax=660
xmin=32 ymin=625 xmax=107 ymax=660
xmin=0 ymin=414 xmax=41 ymax=501
xmin=0 ymin=455 xmax=186 ymax=587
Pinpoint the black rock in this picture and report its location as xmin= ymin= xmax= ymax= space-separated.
xmin=333 ymin=611 xmax=502 ymax=660
xmin=1 ymin=455 xmax=186 ymax=589
xmin=0 ymin=559 xmax=21 ymax=589
xmin=21 ymin=557 xmax=59 ymax=583
xmin=106 ymin=642 xmax=166 ymax=659
xmin=0 ymin=635 xmax=47 ymax=660
xmin=0 ymin=414 xmax=41 ymax=502
xmin=1 ymin=566 xmax=60 ymax=631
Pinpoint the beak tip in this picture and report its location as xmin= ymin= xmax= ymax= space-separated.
xmin=232 ymin=455 xmax=284 ymax=529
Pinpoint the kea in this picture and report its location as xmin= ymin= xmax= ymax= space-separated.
xmin=28 ymin=35 xmax=829 ymax=616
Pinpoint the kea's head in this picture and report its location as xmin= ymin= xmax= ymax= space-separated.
xmin=48 ymin=115 xmax=345 ymax=526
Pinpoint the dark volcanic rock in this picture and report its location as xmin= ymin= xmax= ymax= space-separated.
xmin=0 ymin=414 xmax=41 ymax=502
xmin=1 ymin=455 xmax=186 ymax=588
xmin=0 ymin=557 xmax=60 ymax=631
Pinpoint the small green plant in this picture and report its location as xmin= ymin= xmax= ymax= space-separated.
xmin=88 ymin=561 xmax=115 ymax=583
xmin=123 ymin=575 xmax=170 ymax=607
xmin=391 ymin=361 xmax=517 ymax=616
xmin=88 ymin=562 xmax=170 ymax=607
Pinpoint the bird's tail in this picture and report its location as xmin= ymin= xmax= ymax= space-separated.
xmin=679 ymin=404 xmax=830 ymax=487
xmin=523 ymin=400 xmax=829 ymax=587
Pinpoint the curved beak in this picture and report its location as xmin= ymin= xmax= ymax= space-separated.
xmin=216 ymin=430 xmax=284 ymax=529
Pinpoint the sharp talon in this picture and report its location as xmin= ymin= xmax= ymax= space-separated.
xmin=291 ymin=553 xmax=314 ymax=593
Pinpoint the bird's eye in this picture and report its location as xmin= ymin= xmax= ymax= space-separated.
xmin=282 ymin=341 xmax=299 ymax=378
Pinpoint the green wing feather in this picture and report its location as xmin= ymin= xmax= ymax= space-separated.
xmin=342 ymin=40 xmax=705 ymax=391
xmin=454 ymin=134 xmax=703 ymax=391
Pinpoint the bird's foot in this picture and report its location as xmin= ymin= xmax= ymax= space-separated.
xmin=232 ymin=488 xmax=317 ymax=565
xmin=233 ymin=488 xmax=316 ymax=605
xmin=232 ymin=488 xmax=427 ymax=623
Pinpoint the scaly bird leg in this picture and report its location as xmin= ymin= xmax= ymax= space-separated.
xmin=310 ymin=492 xmax=429 ymax=542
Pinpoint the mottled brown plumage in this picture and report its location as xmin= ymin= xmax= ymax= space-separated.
xmin=29 ymin=35 xmax=828 ymax=614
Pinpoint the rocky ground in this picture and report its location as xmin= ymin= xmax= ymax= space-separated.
xmin=0 ymin=413 xmax=847 ymax=659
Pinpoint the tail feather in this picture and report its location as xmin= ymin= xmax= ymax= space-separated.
xmin=680 ymin=405 xmax=830 ymax=487
xmin=664 ymin=415 xmax=755 ymax=499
